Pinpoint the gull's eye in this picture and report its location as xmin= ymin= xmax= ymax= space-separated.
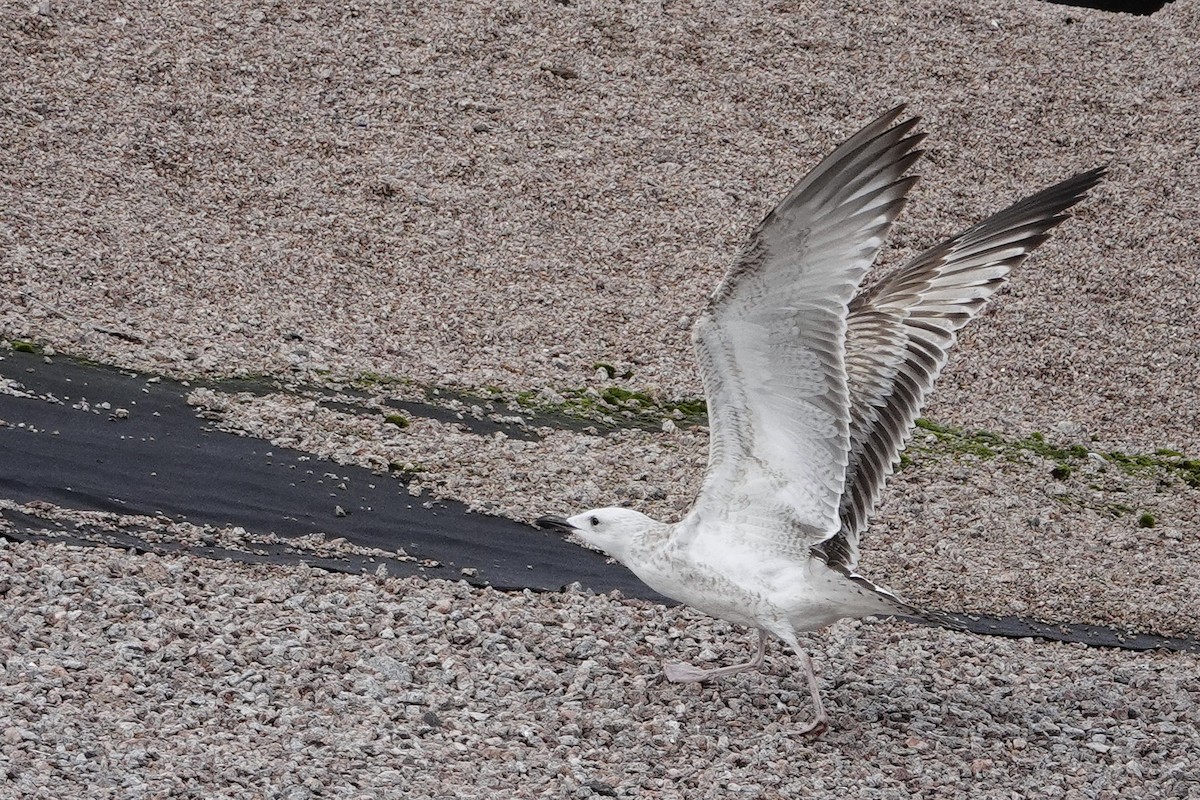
xmin=590 ymin=516 xmax=600 ymax=527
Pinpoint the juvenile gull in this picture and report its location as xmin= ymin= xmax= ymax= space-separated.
xmin=538 ymin=106 xmax=1104 ymax=736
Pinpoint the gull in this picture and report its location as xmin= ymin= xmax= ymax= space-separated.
xmin=537 ymin=106 xmax=1104 ymax=736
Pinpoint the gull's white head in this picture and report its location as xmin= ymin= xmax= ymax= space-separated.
xmin=537 ymin=507 xmax=660 ymax=564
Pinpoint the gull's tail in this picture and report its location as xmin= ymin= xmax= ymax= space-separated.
xmin=840 ymin=567 xmax=970 ymax=632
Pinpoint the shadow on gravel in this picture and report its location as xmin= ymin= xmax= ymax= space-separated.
xmin=2 ymin=350 xmax=1196 ymax=654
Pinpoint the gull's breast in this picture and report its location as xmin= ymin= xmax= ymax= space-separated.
xmin=626 ymin=547 xmax=806 ymax=629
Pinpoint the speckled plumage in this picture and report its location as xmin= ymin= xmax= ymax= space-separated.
xmin=542 ymin=107 xmax=1104 ymax=735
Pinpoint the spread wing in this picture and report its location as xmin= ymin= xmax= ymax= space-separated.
xmin=814 ymin=168 xmax=1107 ymax=572
xmin=673 ymin=106 xmax=925 ymax=561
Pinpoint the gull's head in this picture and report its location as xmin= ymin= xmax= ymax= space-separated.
xmin=536 ymin=507 xmax=660 ymax=563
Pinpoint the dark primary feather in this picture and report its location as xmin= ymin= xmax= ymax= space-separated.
xmin=814 ymin=167 xmax=1107 ymax=572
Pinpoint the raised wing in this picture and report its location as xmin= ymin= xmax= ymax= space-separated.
xmin=814 ymin=168 xmax=1107 ymax=572
xmin=674 ymin=107 xmax=925 ymax=560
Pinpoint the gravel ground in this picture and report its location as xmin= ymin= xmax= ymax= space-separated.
xmin=4 ymin=0 xmax=1200 ymax=795
xmin=2 ymin=539 xmax=1198 ymax=799
xmin=3 ymin=0 xmax=1200 ymax=454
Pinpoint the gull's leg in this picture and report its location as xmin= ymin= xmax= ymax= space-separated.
xmin=788 ymin=649 xmax=828 ymax=737
xmin=662 ymin=629 xmax=768 ymax=683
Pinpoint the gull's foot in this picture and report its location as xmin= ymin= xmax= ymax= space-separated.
xmin=788 ymin=717 xmax=828 ymax=738
xmin=662 ymin=662 xmax=714 ymax=683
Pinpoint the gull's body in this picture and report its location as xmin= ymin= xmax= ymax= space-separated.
xmin=539 ymin=106 xmax=1103 ymax=735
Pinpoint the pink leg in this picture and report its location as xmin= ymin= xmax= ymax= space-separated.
xmin=663 ymin=629 xmax=768 ymax=683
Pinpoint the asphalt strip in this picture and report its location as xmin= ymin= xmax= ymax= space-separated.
xmin=1 ymin=349 xmax=1196 ymax=655
xmin=0 ymin=348 xmax=642 ymax=596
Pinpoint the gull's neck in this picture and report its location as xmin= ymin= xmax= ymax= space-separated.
xmin=613 ymin=520 xmax=673 ymax=566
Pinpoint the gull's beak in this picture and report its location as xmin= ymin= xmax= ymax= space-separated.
xmin=535 ymin=515 xmax=577 ymax=534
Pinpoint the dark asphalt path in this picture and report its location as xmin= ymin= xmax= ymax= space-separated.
xmin=0 ymin=348 xmax=657 ymax=596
